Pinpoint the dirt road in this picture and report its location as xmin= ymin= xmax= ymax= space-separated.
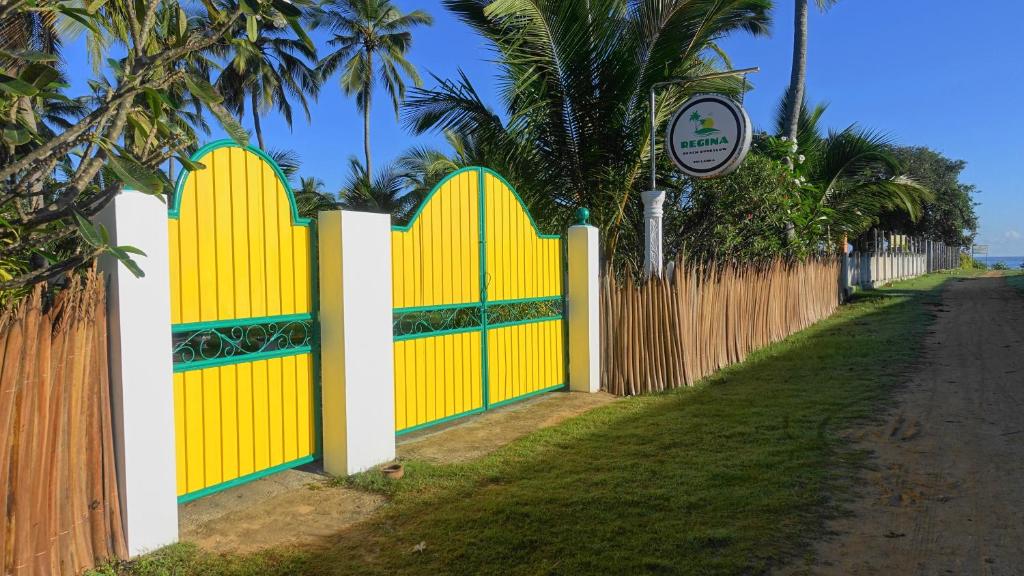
xmin=797 ymin=275 xmax=1024 ymax=575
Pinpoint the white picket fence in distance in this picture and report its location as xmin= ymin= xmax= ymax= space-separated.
xmin=842 ymin=234 xmax=961 ymax=294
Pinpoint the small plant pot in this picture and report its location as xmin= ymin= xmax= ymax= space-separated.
xmin=381 ymin=463 xmax=404 ymax=480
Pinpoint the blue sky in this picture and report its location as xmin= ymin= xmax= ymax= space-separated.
xmin=63 ymin=0 xmax=1024 ymax=255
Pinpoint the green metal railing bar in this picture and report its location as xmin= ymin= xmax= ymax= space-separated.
xmin=487 ymin=315 xmax=564 ymax=331
xmin=488 ymin=383 xmax=567 ymax=410
xmin=177 ymin=454 xmax=316 ymax=503
xmin=172 ymin=312 xmax=313 ymax=333
xmin=395 ymin=406 xmax=487 ymax=436
xmin=391 ymin=296 xmax=564 ymax=340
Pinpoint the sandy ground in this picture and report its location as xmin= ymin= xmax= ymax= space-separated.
xmin=180 ymin=390 xmax=617 ymax=554
xmin=178 ymin=467 xmax=384 ymax=554
xmin=397 ymin=390 xmax=617 ymax=463
xmin=787 ymin=275 xmax=1024 ymax=575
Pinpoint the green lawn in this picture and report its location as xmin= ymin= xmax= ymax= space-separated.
xmin=99 ymin=273 xmax=956 ymax=576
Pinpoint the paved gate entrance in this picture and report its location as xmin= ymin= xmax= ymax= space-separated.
xmin=168 ymin=141 xmax=318 ymax=502
xmin=391 ymin=168 xmax=566 ymax=434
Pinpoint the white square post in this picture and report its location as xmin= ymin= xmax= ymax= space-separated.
xmin=318 ymin=210 xmax=396 ymax=476
xmin=96 ymin=191 xmax=179 ymax=556
xmin=567 ymin=216 xmax=601 ymax=393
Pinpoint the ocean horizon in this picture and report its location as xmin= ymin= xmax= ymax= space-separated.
xmin=978 ymin=255 xmax=1024 ymax=269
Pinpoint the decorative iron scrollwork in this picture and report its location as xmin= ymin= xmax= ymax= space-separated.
xmin=173 ymin=316 xmax=313 ymax=369
xmin=486 ymin=297 xmax=563 ymax=326
xmin=393 ymin=305 xmax=482 ymax=339
xmin=392 ymin=298 xmax=563 ymax=340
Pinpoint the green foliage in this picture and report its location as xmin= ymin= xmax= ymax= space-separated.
xmin=211 ymin=0 xmax=322 ymax=150
xmin=293 ymin=176 xmax=338 ymax=218
xmin=1007 ymin=273 xmax=1024 ymax=294
xmin=763 ymin=97 xmax=933 ymax=250
xmin=0 ymin=0 xmax=311 ymax=293
xmin=315 ymin=0 xmax=432 ymax=116
xmin=404 ymin=0 xmax=771 ymax=264
xmin=677 ymin=110 xmax=934 ymax=263
xmin=960 ymin=253 xmax=987 ymax=270
xmin=671 ymin=152 xmax=798 ymax=263
xmin=336 ymin=157 xmax=422 ymax=219
xmin=992 ymin=261 xmax=1010 ymax=271
xmin=876 ymin=146 xmax=979 ymax=247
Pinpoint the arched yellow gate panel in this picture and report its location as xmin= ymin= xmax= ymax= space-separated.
xmin=168 ymin=141 xmax=317 ymax=502
xmin=391 ymin=168 xmax=565 ymax=434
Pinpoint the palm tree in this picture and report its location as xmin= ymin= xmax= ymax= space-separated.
xmin=212 ymin=0 xmax=321 ymax=150
xmin=338 ymin=157 xmax=420 ymax=220
xmin=404 ymin=0 xmax=770 ymax=263
xmin=781 ymin=0 xmax=838 ymax=143
xmin=395 ymin=130 xmax=508 ymax=200
xmin=268 ymin=147 xmax=302 ymax=178
xmin=773 ymin=99 xmax=933 ymax=249
xmin=294 ymin=176 xmax=340 ymax=218
xmin=316 ymin=0 xmax=432 ymax=177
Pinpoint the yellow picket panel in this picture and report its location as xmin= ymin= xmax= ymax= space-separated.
xmin=487 ymin=320 xmax=565 ymax=405
xmin=391 ymin=167 xmax=566 ymax=434
xmin=168 ymin=141 xmax=317 ymax=501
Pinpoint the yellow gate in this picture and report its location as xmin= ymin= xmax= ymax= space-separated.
xmin=168 ymin=141 xmax=318 ymax=502
xmin=391 ymin=168 xmax=565 ymax=434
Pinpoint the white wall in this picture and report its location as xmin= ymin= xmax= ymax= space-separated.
xmin=318 ymin=210 xmax=396 ymax=476
xmin=96 ymin=191 xmax=179 ymax=556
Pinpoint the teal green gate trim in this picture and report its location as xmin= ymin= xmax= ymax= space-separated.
xmin=170 ymin=141 xmax=323 ymax=502
xmin=177 ymin=455 xmax=316 ymax=504
xmin=392 ymin=167 xmax=567 ymax=436
xmin=479 ymin=168 xmax=490 ymax=411
xmin=392 ymin=296 xmax=563 ymax=341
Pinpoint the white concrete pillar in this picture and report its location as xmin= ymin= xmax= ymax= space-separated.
xmin=641 ymin=190 xmax=666 ymax=279
xmin=96 ymin=191 xmax=178 ymax=557
xmin=318 ymin=210 xmax=396 ymax=476
xmin=568 ymin=210 xmax=600 ymax=394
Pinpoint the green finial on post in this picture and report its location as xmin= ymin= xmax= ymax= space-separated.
xmin=575 ymin=207 xmax=590 ymax=226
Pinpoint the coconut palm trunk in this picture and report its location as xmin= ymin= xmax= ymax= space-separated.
xmin=784 ymin=0 xmax=808 ymax=142
xmin=251 ymin=91 xmax=266 ymax=150
xmin=364 ymin=52 xmax=373 ymax=178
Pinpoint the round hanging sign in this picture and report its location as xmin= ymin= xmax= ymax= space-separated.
xmin=665 ymin=94 xmax=752 ymax=178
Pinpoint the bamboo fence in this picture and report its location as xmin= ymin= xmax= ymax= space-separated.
xmin=0 ymin=272 xmax=126 ymax=575
xmin=600 ymin=258 xmax=841 ymax=396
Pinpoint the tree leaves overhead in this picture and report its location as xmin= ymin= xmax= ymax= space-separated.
xmin=106 ymin=152 xmax=167 ymax=195
xmin=208 ymin=99 xmax=251 ymax=145
xmin=1 ymin=0 xmax=311 ymax=291
xmin=874 ymin=146 xmax=979 ymax=246
xmin=184 ymin=74 xmax=224 ymax=104
xmin=210 ymin=0 xmax=322 ymax=149
xmin=405 ymin=0 xmax=771 ymax=261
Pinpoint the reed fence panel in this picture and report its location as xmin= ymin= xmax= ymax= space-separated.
xmin=0 ymin=272 xmax=126 ymax=575
xmin=600 ymin=258 xmax=841 ymax=396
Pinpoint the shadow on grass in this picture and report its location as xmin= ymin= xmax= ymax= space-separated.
xmin=109 ymin=275 xmax=952 ymax=576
